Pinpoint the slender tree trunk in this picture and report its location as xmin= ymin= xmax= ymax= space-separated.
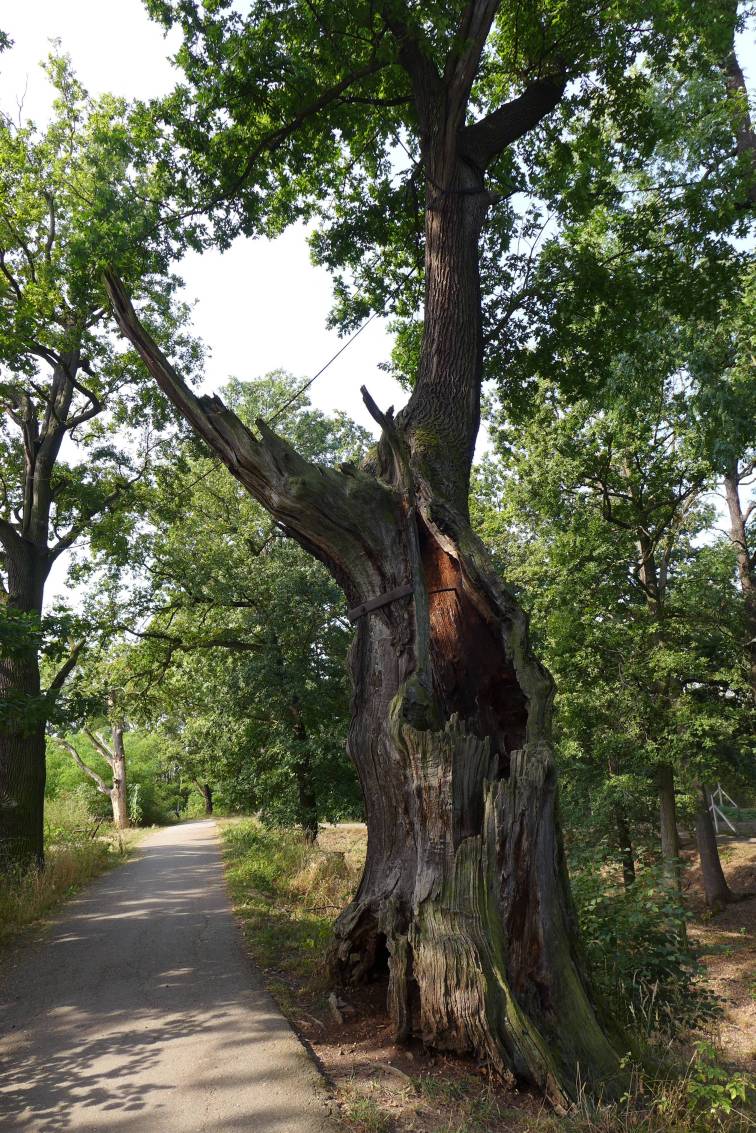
xmin=289 ymin=698 xmax=318 ymax=841
xmin=110 ymin=725 xmax=130 ymax=830
xmin=657 ymin=762 xmax=681 ymax=889
xmin=694 ymin=786 xmax=734 ymax=913
xmin=724 ymin=464 xmax=756 ymax=703
xmin=614 ymin=805 xmax=635 ymax=889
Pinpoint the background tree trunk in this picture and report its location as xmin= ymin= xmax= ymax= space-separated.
xmin=657 ymin=762 xmax=681 ymax=891
xmin=201 ymin=783 xmax=213 ymax=815
xmin=0 ymin=543 xmax=49 ymax=867
xmin=289 ymin=697 xmax=318 ymax=840
xmin=110 ymin=725 xmax=130 ymax=830
xmin=614 ymin=806 xmax=636 ymax=890
xmin=694 ymin=786 xmax=734 ymax=913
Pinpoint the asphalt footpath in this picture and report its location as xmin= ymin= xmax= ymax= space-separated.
xmin=0 ymin=820 xmax=335 ymax=1132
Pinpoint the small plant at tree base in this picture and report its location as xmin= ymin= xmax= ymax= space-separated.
xmin=679 ymin=1042 xmax=753 ymax=1129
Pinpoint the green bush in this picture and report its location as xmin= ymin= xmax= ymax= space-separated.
xmin=571 ymin=858 xmax=717 ymax=1036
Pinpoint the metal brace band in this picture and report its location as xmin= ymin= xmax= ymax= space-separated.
xmin=347 ymin=583 xmax=414 ymax=622
xmin=347 ymin=584 xmax=457 ymax=623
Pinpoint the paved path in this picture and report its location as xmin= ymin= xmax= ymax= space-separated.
xmin=0 ymin=821 xmax=334 ymax=1132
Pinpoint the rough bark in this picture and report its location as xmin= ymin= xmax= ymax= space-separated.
xmin=105 ymin=267 xmax=623 ymax=1102
xmin=694 ymin=786 xmax=734 ymax=913
xmin=723 ymin=463 xmax=756 ymax=703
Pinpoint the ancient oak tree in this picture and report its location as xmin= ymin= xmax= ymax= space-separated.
xmin=109 ymin=0 xmax=740 ymax=1101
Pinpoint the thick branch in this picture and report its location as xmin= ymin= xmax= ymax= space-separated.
xmin=103 ymin=270 xmax=395 ymax=582
xmin=726 ymin=44 xmax=756 ymax=208
xmin=444 ymin=1 xmax=501 ymax=124
xmin=461 ymin=74 xmax=566 ymax=168
xmin=46 ymin=642 xmax=84 ymax=694
xmin=84 ymin=728 xmax=115 ymax=768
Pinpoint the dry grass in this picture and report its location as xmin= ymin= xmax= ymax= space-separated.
xmin=0 ymin=801 xmax=147 ymax=949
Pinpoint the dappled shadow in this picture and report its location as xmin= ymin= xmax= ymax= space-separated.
xmin=0 ymin=823 xmax=331 ymax=1131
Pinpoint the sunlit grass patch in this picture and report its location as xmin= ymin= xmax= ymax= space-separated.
xmin=219 ymin=819 xmax=360 ymax=990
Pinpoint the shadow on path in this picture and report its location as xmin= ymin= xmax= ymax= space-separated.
xmin=0 ymin=821 xmax=333 ymax=1132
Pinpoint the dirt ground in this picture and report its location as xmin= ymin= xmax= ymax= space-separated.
xmin=288 ymin=826 xmax=756 ymax=1131
xmin=684 ymin=836 xmax=756 ymax=1072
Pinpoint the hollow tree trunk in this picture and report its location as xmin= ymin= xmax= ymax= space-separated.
xmin=694 ymin=786 xmax=734 ymax=913
xmin=107 ymin=252 xmax=623 ymax=1101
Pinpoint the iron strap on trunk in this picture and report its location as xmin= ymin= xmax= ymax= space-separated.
xmin=347 ymin=584 xmax=457 ymax=622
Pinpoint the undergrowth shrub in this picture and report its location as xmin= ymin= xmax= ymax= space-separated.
xmin=570 ymin=858 xmax=717 ymax=1036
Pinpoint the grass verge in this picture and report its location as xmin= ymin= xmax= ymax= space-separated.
xmin=0 ymin=826 xmax=147 ymax=949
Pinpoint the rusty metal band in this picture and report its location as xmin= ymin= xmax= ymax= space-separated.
xmin=347 ymin=584 xmax=457 ymax=623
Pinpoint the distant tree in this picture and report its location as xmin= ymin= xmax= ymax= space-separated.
xmin=106 ymin=375 xmax=368 ymax=836
xmin=58 ymin=721 xmax=130 ymax=831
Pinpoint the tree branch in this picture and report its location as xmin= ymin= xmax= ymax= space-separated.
xmin=59 ymin=739 xmax=111 ymax=795
xmin=444 ymin=1 xmax=501 ymax=124
xmin=46 ymin=641 xmax=84 ymax=694
xmin=84 ymin=728 xmax=115 ymax=768
xmin=461 ymin=73 xmax=566 ymax=168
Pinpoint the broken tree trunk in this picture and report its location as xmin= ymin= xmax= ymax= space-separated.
xmin=63 ymin=724 xmax=130 ymax=831
xmin=105 ymin=269 xmax=622 ymax=1103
